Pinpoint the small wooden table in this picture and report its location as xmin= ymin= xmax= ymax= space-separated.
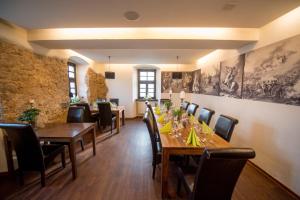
xmin=4 ymin=123 xmax=96 ymax=180
xmin=91 ymin=106 xmax=125 ymax=133
xmin=154 ymin=113 xmax=230 ymax=199
xmin=37 ymin=123 xmax=96 ymax=179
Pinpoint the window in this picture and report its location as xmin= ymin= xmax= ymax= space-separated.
xmin=68 ymin=62 xmax=77 ymax=97
xmin=138 ymin=69 xmax=156 ymax=99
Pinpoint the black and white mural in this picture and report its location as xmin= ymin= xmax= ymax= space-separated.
xmin=161 ymin=72 xmax=194 ymax=93
xmin=161 ymin=72 xmax=172 ymax=93
xmin=220 ymin=54 xmax=245 ymax=98
xmin=243 ymin=35 xmax=300 ymax=106
xmin=200 ymin=63 xmax=220 ymax=96
xmin=192 ymin=69 xmax=201 ymax=94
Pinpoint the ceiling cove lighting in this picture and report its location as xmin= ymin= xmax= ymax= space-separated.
xmin=105 ymin=56 xmax=115 ymax=79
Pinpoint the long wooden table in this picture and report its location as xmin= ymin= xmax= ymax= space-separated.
xmin=91 ymin=106 xmax=125 ymax=133
xmin=4 ymin=123 xmax=96 ymax=180
xmin=154 ymin=112 xmax=230 ymax=198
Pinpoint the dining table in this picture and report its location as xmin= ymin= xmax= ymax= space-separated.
xmin=4 ymin=123 xmax=96 ymax=180
xmin=153 ymin=108 xmax=231 ymax=199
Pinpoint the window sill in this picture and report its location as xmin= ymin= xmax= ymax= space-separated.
xmin=136 ymin=99 xmax=158 ymax=102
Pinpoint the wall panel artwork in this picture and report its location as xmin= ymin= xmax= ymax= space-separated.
xmin=161 ymin=72 xmax=194 ymax=93
xmin=192 ymin=69 xmax=201 ymax=94
xmin=243 ymin=34 xmax=300 ymax=106
xmin=200 ymin=63 xmax=220 ymax=96
xmin=219 ymin=54 xmax=245 ymax=98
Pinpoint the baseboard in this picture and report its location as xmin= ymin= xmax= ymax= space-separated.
xmin=125 ymin=116 xmax=142 ymax=120
xmin=248 ymin=161 xmax=300 ymax=199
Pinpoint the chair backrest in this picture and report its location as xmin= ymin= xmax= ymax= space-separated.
xmin=74 ymin=103 xmax=93 ymax=122
xmin=214 ymin=114 xmax=239 ymax=142
xmin=97 ymin=102 xmax=113 ymax=126
xmin=143 ymin=109 xmax=159 ymax=158
xmin=198 ymin=108 xmax=215 ymax=126
xmin=146 ymin=103 xmax=159 ymax=132
xmin=0 ymin=123 xmax=45 ymax=171
xmin=186 ymin=103 xmax=199 ymax=116
xmin=110 ymin=98 xmax=119 ymax=106
xmin=191 ymin=148 xmax=255 ymax=200
xmin=181 ymin=101 xmax=190 ymax=111
xmin=67 ymin=106 xmax=85 ymax=123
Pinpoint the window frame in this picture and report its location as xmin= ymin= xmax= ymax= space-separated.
xmin=68 ymin=62 xmax=77 ymax=97
xmin=137 ymin=69 xmax=157 ymax=100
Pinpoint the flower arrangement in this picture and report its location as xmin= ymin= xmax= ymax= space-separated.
xmin=172 ymin=108 xmax=183 ymax=120
xmin=164 ymin=101 xmax=172 ymax=111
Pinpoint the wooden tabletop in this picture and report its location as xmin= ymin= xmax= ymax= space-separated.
xmin=37 ymin=123 xmax=95 ymax=139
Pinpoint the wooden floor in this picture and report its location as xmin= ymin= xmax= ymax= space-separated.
xmin=0 ymin=119 xmax=298 ymax=200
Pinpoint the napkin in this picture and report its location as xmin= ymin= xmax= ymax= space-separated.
xmin=202 ymin=122 xmax=214 ymax=135
xmin=159 ymin=121 xmax=172 ymax=134
xmin=186 ymin=127 xmax=201 ymax=146
xmin=154 ymin=107 xmax=161 ymax=115
xmin=157 ymin=113 xmax=166 ymax=124
xmin=189 ymin=115 xmax=197 ymax=124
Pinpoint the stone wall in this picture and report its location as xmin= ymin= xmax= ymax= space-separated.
xmin=0 ymin=39 xmax=69 ymax=126
xmin=85 ymin=68 xmax=108 ymax=103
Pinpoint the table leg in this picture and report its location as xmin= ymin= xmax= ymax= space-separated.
xmin=116 ymin=111 xmax=120 ymax=133
xmin=69 ymin=141 xmax=77 ymax=179
xmin=92 ymin=126 xmax=96 ymax=156
xmin=161 ymin=148 xmax=170 ymax=199
xmin=122 ymin=110 xmax=125 ymax=126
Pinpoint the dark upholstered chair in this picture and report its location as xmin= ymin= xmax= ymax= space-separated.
xmin=97 ymin=102 xmax=116 ymax=134
xmin=66 ymin=106 xmax=85 ymax=150
xmin=74 ymin=103 xmax=100 ymax=127
xmin=214 ymin=114 xmax=239 ymax=142
xmin=109 ymin=98 xmax=119 ymax=106
xmin=197 ymin=108 xmax=215 ymax=126
xmin=0 ymin=123 xmax=66 ymax=187
xmin=143 ymin=108 xmax=162 ymax=179
xmin=177 ymin=148 xmax=255 ymax=200
xmin=181 ymin=101 xmax=190 ymax=111
xmin=186 ymin=103 xmax=199 ymax=116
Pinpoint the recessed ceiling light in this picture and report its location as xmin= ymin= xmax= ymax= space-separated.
xmin=124 ymin=11 xmax=140 ymax=21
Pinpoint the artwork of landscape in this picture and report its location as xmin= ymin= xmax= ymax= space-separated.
xmin=160 ymin=34 xmax=300 ymax=106
xmin=200 ymin=63 xmax=220 ymax=96
xmin=243 ymin=34 xmax=300 ymax=106
xmin=219 ymin=54 xmax=245 ymax=98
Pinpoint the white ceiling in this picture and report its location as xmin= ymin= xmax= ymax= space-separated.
xmin=0 ymin=0 xmax=299 ymax=29
xmin=75 ymin=49 xmax=213 ymax=64
xmin=1 ymin=0 xmax=299 ymax=64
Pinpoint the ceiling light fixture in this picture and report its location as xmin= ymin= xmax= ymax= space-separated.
xmin=124 ymin=11 xmax=140 ymax=21
xmin=105 ymin=56 xmax=115 ymax=79
xmin=172 ymin=56 xmax=182 ymax=79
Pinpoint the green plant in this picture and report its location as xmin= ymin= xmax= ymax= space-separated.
xmin=17 ymin=107 xmax=40 ymax=123
xmin=70 ymin=96 xmax=80 ymax=104
xmin=172 ymin=108 xmax=183 ymax=118
xmin=164 ymin=101 xmax=172 ymax=110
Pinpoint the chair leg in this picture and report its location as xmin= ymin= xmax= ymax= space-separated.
xmin=111 ymin=124 xmax=113 ymax=134
xmin=41 ymin=170 xmax=46 ymax=187
xmin=61 ymin=150 xmax=66 ymax=168
xmin=18 ymin=169 xmax=24 ymax=186
xmin=152 ymin=164 xmax=156 ymax=179
xmin=80 ymin=139 xmax=85 ymax=151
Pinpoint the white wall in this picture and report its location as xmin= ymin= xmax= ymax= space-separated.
xmin=193 ymin=7 xmax=300 ymax=195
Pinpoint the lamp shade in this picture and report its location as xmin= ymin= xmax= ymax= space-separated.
xmin=180 ymin=90 xmax=186 ymax=99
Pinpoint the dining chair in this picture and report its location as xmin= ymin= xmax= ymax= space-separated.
xmin=177 ymin=148 xmax=255 ymax=200
xmin=143 ymin=108 xmax=162 ymax=179
xmin=181 ymin=101 xmax=190 ymax=111
xmin=0 ymin=123 xmax=66 ymax=187
xmin=197 ymin=108 xmax=215 ymax=126
xmin=74 ymin=103 xmax=100 ymax=128
xmin=186 ymin=103 xmax=199 ymax=116
xmin=97 ymin=102 xmax=116 ymax=134
xmin=214 ymin=114 xmax=239 ymax=142
xmin=109 ymin=98 xmax=119 ymax=106
xmin=67 ymin=106 xmax=86 ymax=150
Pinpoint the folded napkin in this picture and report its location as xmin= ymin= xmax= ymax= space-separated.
xmin=154 ymin=107 xmax=161 ymax=115
xmin=186 ymin=127 xmax=201 ymax=147
xmin=157 ymin=113 xmax=166 ymax=124
xmin=202 ymin=122 xmax=214 ymax=135
xmin=159 ymin=121 xmax=172 ymax=134
xmin=189 ymin=115 xmax=197 ymax=124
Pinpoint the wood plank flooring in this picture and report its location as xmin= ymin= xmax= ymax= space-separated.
xmin=0 ymin=119 xmax=298 ymax=200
